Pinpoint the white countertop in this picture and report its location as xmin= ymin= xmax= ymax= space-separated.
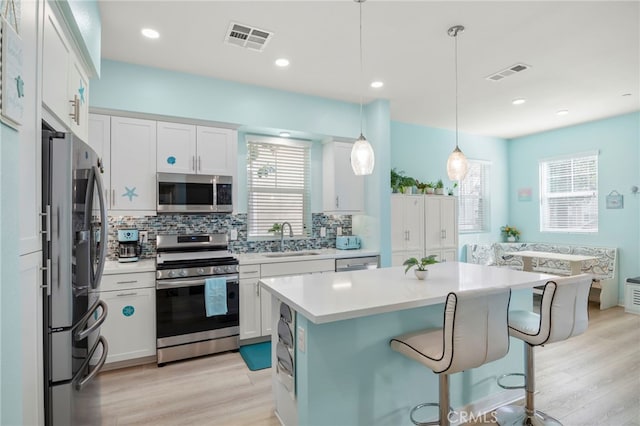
xmin=259 ymin=262 xmax=557 ymax=324
xmin=237 ymin=248 xmax=379 ymax=265
xmin=104 ymin=259 xmax=156 ymax=274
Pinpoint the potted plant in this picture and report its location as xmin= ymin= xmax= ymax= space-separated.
xmin=268 ymin=223 xmax=282 ymax=234
xmin=415 ymin=180 xmax=428 ymax=194
xmin=390 ymin=168 xmax=404 ymax=193
xmin=403 ymin=255 xmax=439 ymax=280
xmin=500 ymin=225 xmax=521 ymax=242
xmin=425 ymin=182 xmax=435 ymax=194
xmin=401 ymin=176 xmax=416 ymax=194
xmin=435 ymin=179 xmax=445 ymax=195
xmin=447 ymin=182 xmax=458 ymax=196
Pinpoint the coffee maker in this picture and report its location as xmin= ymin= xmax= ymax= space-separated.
xmin=117 ymin=229 xmax=141 ymax=262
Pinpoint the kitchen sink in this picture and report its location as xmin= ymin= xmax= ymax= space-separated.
xmin=262 ymin=251 xmax=321 ymax=258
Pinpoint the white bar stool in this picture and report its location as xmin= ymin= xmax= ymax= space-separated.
xmin=496 ymin=274 xmax=592 ymax=426
xmin=390 ymin=287 xmax=512 ymax=426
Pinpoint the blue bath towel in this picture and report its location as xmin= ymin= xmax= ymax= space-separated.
xmin=205 ymin=277 xmax=228 ymax=317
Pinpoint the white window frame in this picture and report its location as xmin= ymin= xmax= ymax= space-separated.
xmin=539 ymin=151 xmax=598 ymax=233
xmin=246 ymin=135 xmax=311 ymax=240
xmin=458 ymin=160 xmax=490 ymax=233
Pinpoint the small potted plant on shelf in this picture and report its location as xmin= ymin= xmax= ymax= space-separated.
xmin=500 ymin=225 xmax=521 ymax=242
xmin=403 ymin=255 xmax=439 ymax=280
xmin=447 ymin=182 xmax=458 ymax=196
xmin=415 ymin=180 xmax=428 ymax=194
xmin=390 ymin=168 xmax=404 ymax=193
xmin=435 ymin=179 xmax=445 ymax=195
xmin=425 ymin=182 xmax=435 ymax=194
xmin=401 ymin=176 xmax=416 ymax=194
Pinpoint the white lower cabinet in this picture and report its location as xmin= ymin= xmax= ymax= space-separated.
xmin=96 ymin=272 xmax=156 ymax=365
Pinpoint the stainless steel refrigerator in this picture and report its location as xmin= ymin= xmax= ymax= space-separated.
xmin=42 ymin=121 xmax=109 ymax=425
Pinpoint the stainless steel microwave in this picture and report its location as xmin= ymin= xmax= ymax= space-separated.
xmin=157 ymin=173 xmax=233 ymax=213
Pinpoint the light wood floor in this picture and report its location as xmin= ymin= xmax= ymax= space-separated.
xmin=95 ymin=305 xmax=640 ymax=426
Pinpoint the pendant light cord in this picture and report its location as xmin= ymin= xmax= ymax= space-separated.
xmin=454 ymin=29 xmax=459 ymax=150
xmin=359 ymin=0 xmax=364 ymax=135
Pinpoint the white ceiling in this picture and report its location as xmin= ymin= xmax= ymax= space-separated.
xmin=99 ymin=1 xmax=640 ymax=139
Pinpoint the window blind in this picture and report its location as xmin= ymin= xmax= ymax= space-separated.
xmin=539 ymin=153 xmax=598 ymax=232
xmin=247 ymin=138 xmax=311 ymax=238
xmin=458 ymin=160 xmax=490 ymax=232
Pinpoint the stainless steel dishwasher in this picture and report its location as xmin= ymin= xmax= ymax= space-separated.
xmin=335 ymin=255 xmax=380 ymax=272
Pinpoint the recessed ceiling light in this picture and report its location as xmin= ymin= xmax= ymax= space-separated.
xmin=141 ymin=28 xmax=160 ymax=39
xmin=556 ymin=109 xmax=569 ymax=116
xmin=512 ymin=98 xmax=526 ymax=105
xmin=275 ymin=58 xmax=290 ymax=67
xmin=279 ymin=132 xmax=291 ymax=138
xmin=370 ymin=81 xmax=384 ymax=89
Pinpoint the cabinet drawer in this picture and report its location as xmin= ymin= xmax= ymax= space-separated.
xmin=101 ymin=272 xmax=155 ymax=291
xmin=239 ymin=265 xmax=261 ymax=279
xmin=261 ymin=259 xmax=334 ymax=278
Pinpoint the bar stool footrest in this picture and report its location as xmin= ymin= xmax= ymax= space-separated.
xmin=495 ymin=405 xmax=563 ymax=426
xmin=410 ymin=402 xmax=453 ymax=426
xmin=497 ymin=372 xmax=526 ymax=390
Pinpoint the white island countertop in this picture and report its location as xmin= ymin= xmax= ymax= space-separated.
xmin=237 ymin=248 xmax=379 ymax=265
xmin=260 ymin=261 xmax=557 ymax=324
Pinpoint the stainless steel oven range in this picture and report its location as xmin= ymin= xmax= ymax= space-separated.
xmin=155 ymin=233 xmax=239 ymax=365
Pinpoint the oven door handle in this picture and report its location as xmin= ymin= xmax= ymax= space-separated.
xmin=156 ymin=274 xmax=239 ymax=289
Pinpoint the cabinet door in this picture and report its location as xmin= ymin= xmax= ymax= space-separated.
xmin=42 ymin=4 xmax=71 ymax=126
xmin=390 ymin=195 xmax=405 ymax=252
xmin=88 ymin=114 xmax=111 ymax=209
xmin=240 ymin=278 xmax=261 ymax=340
xmin=440 ymin=249 xmax=457 ymax=262
xmin=323 ymin=142 xmax=364 ymax=213
xmin=67 ymin=57 xmax=90 ymax=142
xmin=157 ymin=121 xmax=197 ymax=174
xmin=260 ymin=287 xmax=273 ymax=336
xmin=196 ymin=126 xmax=237 ymax=176
xmin=440 ymin=197 xmax=457 ymax=248
xmin=404 ymin=196 xmax=424 ymax=254
xmin=424 ymin=197 xmax=442 ymax=249
xmin=110 ymin=117 xmax=157 ymax=212
xmin=20 ymin=252 xmax=45 ymax=426
xmin=99 ymin=287 xmax=156 ymax=364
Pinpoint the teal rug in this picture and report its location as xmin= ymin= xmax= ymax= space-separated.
xmin=239 ymin=342 xmax=272 ymax=371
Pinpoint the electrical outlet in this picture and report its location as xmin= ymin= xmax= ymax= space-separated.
xmin=297 ymin=326 xmax=306 ymax=353
xmin=139 ymin=231 xmax=148 ymax=243
xmin=336 ymin=226 xmax=342 ymax=236
xmin=320 ymin=227 xmax=326 ymax=237
xmin=230 ymin=229 xmax=238 ymax=241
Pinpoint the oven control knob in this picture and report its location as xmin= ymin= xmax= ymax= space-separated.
xmin=214 ymin=266 xmax=224 ymax=275
xmin=226 ymin=265 xmax=237 ymax=273
xmin=197 ymin=268 xmax=205 ymax=275
xmin=180 ymin=270 xmax=188 ymax=277
xmin=168 ymin=271 xmax=177 ymax=278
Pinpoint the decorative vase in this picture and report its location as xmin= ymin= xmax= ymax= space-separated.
xmin=414 ymin=269 xmax=428 ymax=280
xmin=507 ymin=236 xmax=516 ymax=242
xmin=435 ymin=188 xmax=444 ymax=195
xmin=425 ymin=188 xmax=435 ymax=195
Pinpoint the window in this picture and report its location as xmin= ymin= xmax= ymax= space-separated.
xmin=458 ymin=160 xmax=490 ymax=233
xmin=247 ymin=137 xmax=311 ymax=238
xmin=539 ymin=152 xmax=598 ymax=232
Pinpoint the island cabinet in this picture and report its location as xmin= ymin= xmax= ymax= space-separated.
xmin=239 ymin=259 xmax=335 ymax=340
xmin=391 ymin=194 xmax=424 ymax=266
xmin=156 ymin=122 xmax=237 ymax=176
xmin=322 ymin=141 xmax=364 ymax=213
xmin=424 ymin=196 xmax=458 ymax=262
xmin=260 ymin=262 xmax=554 ymax=426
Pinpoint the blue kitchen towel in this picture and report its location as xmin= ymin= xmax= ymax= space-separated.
xmin=205 ymin=277 xmax=227 ymax=317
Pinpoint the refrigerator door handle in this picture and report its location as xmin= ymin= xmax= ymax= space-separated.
xmin=74 ymin=299 xmax=108 ymax=342
xmin=74 ymin=336 xmax=108 ymax=391
xmin=92 ymin=165 xmax=108 ymax=289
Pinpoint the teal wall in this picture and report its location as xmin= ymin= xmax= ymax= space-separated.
xmin=390 ymin=121 xmax=510 ymax=252
xmin=0 ymin=124 xmax=22 ymax=425
xmin=60 ymin=0 xmax=102 ymax=76
xmin=508 ymin=112 xmax=640 ymax=303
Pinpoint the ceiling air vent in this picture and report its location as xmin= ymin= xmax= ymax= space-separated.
xmin=225 ymin=22 xmax=273 ymax=52
xmin=486 ymin=63 xmax=531 ymax=82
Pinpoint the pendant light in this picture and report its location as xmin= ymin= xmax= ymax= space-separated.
xmin=350 ymin=0 xmax=375 ymax=176
xmin=446 ymin=25 xmax=469 ymax=181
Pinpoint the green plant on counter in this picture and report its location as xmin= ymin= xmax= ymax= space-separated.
xmin=403 ymin=255 xmax=438 ymax=273
xmin=267 ymin=223 xmax=282 ymax=234
xmin=435 ymin=179 xmax=444 ymax=189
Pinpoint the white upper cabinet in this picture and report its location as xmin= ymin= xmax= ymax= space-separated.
xmin=157 ymin=123 xmax=237 ymax=176
xmin=110 ymin=117 xmax=157 ymax=213
xmin=88 ymin=114 xmax=111 ymax=209
xmin=156 ymin=121 xmax=197 ymax=174
xmin=42 ymin=3 xmax=90 ymax=142
xmin=196 ymin=126 xmax=237 ymax=176
xmin=323 ymin=141 xmax=364 ymax=213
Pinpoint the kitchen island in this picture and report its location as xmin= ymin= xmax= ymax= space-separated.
xmin=259 ymin=261 xmax=556 ymax=426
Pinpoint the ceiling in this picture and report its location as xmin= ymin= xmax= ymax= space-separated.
xmin=99 ymin=1 xmax=640 ymax=139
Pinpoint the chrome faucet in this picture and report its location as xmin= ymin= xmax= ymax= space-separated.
xmin=280 ymin=222 xmax=293 ymax=251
